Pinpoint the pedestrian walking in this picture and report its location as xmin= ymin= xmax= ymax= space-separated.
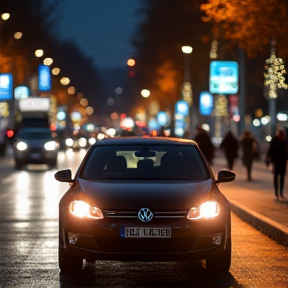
xmin=220 ymin=130 xmax=239 ymax=170
xmin=266 ymin=129 xmax=288 ymax=199
xmin=194 ymin=126 xmax=215 ymax=165
xmin=240 ymin=130 xmax=257 ymax=181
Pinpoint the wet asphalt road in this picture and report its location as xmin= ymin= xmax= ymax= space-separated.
xmin=0 ymin=149 xmax=287 ymax=288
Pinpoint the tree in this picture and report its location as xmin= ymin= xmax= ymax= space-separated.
xmin=200 ymin=0 xmax=288 ymax=58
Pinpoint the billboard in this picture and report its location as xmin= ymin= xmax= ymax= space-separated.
xmin=209 ymin=61 xmax=238 ymax=94
xmin=0 ymin=73 xmax=13 ymax=100
xmin=19 ymin=97 xmax=50 ymax=112
xmin=38 ymin=64 xmax=51 ymax=91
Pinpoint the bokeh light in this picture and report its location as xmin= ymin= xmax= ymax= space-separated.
xmin=141 ymin=89 xmax=150 ymax=98
xmin=111 ymin=112 xmax=118 ymax=120
xmin=115 ymin=87 xmax=123 ymax=94
xmin=14 ymin=32 xmax=22 ymax=39
xmin=52 ymin=67 xmax=60 ymax=75
xmin=35 ymin=49 xmax=44 ymax=57
xmin=43 ymin=58 xmax=53 ymax=66
xmin=85 ymin=106 xmax=93 ymax=115
xmin=60 ymin=77 xmax=70 ymax=85
xmin=80 ymin=98 xmax=88 ymax=107
xmin=107 ymin=98 xmax=114 ymax=106
xmin=1 ymin=13 xmax=10 ymax=20
xmin=127 ymin=59 xmax=135 ymax=66
xmin=67 ymin=86 xmax=76 ymax=95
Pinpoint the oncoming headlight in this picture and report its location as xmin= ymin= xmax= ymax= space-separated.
xmin=44 ymin=141 xmax=57 ymax=150
xmin=16 ymin=141 xmax=27 ymax=151
xmin=78 ymin=137 xmax=87 ymax=147
xmin=65 ymin=138 xmax=73 ymax=147
xmin=69 ymin=200 xmax=103 ymax=219
xmin=187 ymin=201 xmax=220 ymax=220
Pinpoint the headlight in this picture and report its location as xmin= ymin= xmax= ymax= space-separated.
xmin=88 ymin=137 xmax=96 ymax=145
xmin=187 ymin=201 xmax=220 ymax=220
xmin=69 ymin=200 xmax=103 ymax=219
xmin=65 ymin=138 xmax=73 ymax=147
xmin=44 ymin=141 xmax=57 ymax=151
xmin=78 ymin=137 xmax=87 ymax=147
xmin=16 ymin=141 xmax=27 ymax=151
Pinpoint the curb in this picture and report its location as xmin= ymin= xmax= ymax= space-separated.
xmin=230 ymin=200 xmax=288 ymax=247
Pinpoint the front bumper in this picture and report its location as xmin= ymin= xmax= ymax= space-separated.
xmin=60 ymin=210 xmax=230 ymax=261
xmin=14 ymin=149 xmax=58 ymax=164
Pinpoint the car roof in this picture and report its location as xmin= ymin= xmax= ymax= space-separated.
xmin=93 ymin=137 xmax=197 ymax=146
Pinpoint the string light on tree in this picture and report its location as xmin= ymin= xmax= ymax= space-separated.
xmin=264 ymin=55 xmax=288 ymax=98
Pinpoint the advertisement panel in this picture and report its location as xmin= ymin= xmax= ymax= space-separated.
xmin=0 ymin=73 xmax=13 ymax=100
xmin=38 ymin=65 xmax=51 ymax=91
xmin=209 ymin=61 xmax=238 ymax=94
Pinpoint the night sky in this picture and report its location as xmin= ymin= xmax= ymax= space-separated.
xmin=58 ymin=0 xmax=142 ymax=69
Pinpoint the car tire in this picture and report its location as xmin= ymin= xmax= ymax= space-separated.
xmin=59 ymin=249 xmax=83 ymax=274
xmin=205 ymin=232 xmax=231 ymax=274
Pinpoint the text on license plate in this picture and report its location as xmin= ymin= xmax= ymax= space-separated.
xmin=121 ymin=227 xmax=171 ymax=238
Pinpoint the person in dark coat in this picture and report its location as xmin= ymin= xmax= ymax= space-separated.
xmin=194 ymin=126 xmax=215 ymax=165
xmin=220 ymin=131 xmax=239 ymax=170
xmin=240 ymin=130 xmax=257 ymax=181
xmin=266 ymin=129 xmax=288 ymax=199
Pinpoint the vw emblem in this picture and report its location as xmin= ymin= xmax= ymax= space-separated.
xmin=138 ymin=208 xmax=153 ymax=222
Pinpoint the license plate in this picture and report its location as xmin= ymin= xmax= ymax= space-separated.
xmin=120 ymin=227 xmax=171 ymax=238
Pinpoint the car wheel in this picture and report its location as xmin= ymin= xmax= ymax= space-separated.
xmin=205 ymin=234 xmax=231 ymax=274
xmin=58 ymin=249 xmax=83 ymax=274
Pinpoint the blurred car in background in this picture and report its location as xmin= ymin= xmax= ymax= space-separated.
xmin=13 ymin=127 xmax=59 ymax=169
xmin=65 ymin=131 xmax=96 ymax=150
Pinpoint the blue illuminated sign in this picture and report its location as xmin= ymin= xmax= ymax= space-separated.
xmin=157 ymin=111 xmax=168 ymax=126
xmin=175 ymin=100 xmax=189 ymax=116
xmin=199 ymin=91 xmax=214 ymax=115
xmin=14 ymin=86 xmax=29 ymax=99
xmin=209 ymin=61 xmax=238 ymax=94
xmin=0 ymin=73 xmax=13 ymax=100
xmin=38 ymin=65 xmax=51 ymax=91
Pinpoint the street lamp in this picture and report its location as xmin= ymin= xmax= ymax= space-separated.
xmin=141 ymin=89 xmax=150 ymax=124
xmin=181 ymin=46 xmax=193 ymax=138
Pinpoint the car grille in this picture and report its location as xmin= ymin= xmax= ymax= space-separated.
xmin=103 ymin=210 xmax=188 ymax=219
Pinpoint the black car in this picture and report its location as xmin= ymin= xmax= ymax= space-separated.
xmin=13 ymin=127 xmax=59 ymax=169
xmin=55 ymin=137 xmax=235 ymax=274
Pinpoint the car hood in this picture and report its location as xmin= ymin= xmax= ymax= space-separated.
xmin=77 ymin=179 xmax=213 ymax=210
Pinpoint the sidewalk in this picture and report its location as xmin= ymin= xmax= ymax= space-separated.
xmin=213 ymin=152 xmax=288 ymax=246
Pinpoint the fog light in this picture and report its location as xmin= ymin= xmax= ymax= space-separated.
xmin=68 ymin=232 xmax=78 ymax=244
xmin=212 ymin=234 xmax=222 ymax=245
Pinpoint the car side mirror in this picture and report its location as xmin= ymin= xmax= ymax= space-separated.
xmin=216 ymin=170 xmax=236 ymax=184
xmin=54 ymin=169 xmax=73 ymax=183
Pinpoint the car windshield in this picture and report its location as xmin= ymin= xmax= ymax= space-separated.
xmin=17 ymin=131 xmax=52 ymax=140
xmin=80 ymin=144 xmax=210 ymax=180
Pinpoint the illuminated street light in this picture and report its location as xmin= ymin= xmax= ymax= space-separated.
xmin=52 ymin=67 xmax=60 ymax=75
xmin=35 ymin=49 xmax=44 ymax=57
xmin=14 ymin=32 xmax=22 ymax=39
xmin=80 ymin=98 xmax=88 ymax=107
xmin=67 ymin=86 xmax=76 ymax=95
xmin=181 ymin=46 xmax=193 ymax=138
xmin=86 ymin=106 xmax=93 ymax=115
xmin=43 ymin=58 xmax=53 ymax=66
xmin=127 ymin=59 xmax=135 ymax=67
xmin=141 ymin=89 xmax=150 ymax=98
xmin=1 ymin=13 xmax=10 ymax=20
xmin=60 ymin=77 xmax=70 ymax=85
xmin=181 ymin=46 xmax=193 ymax=54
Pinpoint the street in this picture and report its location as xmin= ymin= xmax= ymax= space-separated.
xmin=0 ymin=149 xmax=288 ymax=287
